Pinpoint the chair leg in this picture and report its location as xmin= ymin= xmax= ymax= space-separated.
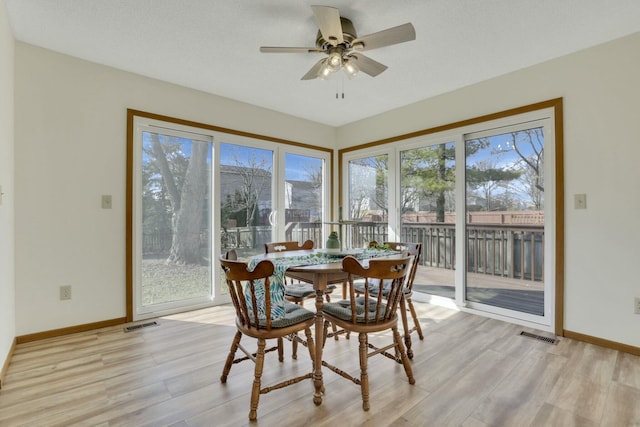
xmin=392 ymin=326 xmax=415 ymax=385
xmin=292 ymin=333 xmax=299 ymax=360
xmin=249 ymin=338 xmax=267 ymax=421
xmin=399 ymin=296 xmax=413 ymax=359
xmin=277 ymin=337 xmax=284 ymax=362
xmin=291 ymin=300 xmax=305 ymax=359
xmin=221 ymin=331 xmax=242 ymax=383
xmin=407 ymin=297 xmax=424 ymax=340
xmin=323 ymin=294 xmax=340 ymax=341
xmin=331 ymin=322 xmax=339 ymax=341
xmin=304 ymin=327 xmax=316 ymax=369
xmin=322 ymin=319 xmax=330 ymax=348
xmin=358 ymin=332 xmax=370 ymax=411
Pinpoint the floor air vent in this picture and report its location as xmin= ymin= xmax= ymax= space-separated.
xmin=124 ymin=321 xmax=159 ymax=333
xmin=519 ymin=331 xmax=558 ymax=345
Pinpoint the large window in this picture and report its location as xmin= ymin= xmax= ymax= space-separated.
xmin=346 ymin=151 xmax=390 ymax=247
xmin=136 ymin=128 xmax=214 ymax=316
xmin=340 ymin=100 xmax=562 ymax=333
xmin=128 ymin=111 xmax=331 ymax=320
xmin=400 ymin=141 xmax=457 ymax=300
xmin=464 ymin=125 xmax=546 ymax=318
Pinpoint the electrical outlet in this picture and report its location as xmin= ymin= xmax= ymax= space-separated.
xmin=635 ymin=297 xmax=640 ymax=314
xmin=60 ymin=285 xmax=72 ymax=300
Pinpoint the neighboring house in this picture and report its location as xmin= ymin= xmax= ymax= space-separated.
xmin=220 ymin=165 xmax=320 ymax=226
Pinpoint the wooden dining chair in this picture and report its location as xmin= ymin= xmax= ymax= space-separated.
xmin=219 ymin=252 xmax=316 ymax=421
xmin=358 ymin=241 xmax=424 ymax=358
xmin=264 ymin=240 xmax=341 ymax=355
xmin=321 ymin=255 xmax=415 ymax=411
xmin=264 ymin=240 xmax=338 ymax=305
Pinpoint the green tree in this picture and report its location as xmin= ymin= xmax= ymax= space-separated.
xmin=401 ymin=140 xmax=490 ymax=222
xmin=466 ymin=159 xmax=523 ymax=211
xmin=401 ymin=143 xmax=457 ymax=222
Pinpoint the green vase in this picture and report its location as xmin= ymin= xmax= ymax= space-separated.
xmin=326 ymin=231 xmax=340 ymax=252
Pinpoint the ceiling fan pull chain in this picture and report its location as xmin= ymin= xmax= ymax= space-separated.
xmin=334 ymin=76 xmax=346 ymax=100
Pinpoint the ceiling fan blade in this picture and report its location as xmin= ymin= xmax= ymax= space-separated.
xmin=260 ymin=46 xmax=323 ymax=53
xmin=349 ymin=53 xmax=388 ymax=77
xmin=301 ymin=59 xmax=325 ymax=80
xmin=352 ymin=23 xmax=416 ymax=51
xmin=311 ymin=5 xmax=344 ymax=46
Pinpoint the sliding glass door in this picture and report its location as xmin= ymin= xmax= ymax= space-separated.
xmin=219 ymin=142 xmax=274 ymax=261
xmin=131 ymin=115 xmax=331 ymax=320
xmin=464 ymin=124 xmax=546 ymax=319
xmin=280 ymin=151 xmax=328 ymax=245
xmin=345 ymin=151 xmax=390 ymax=248
xmin=342 ymin=108 xmax=556 ymax=331
xmin=399 ymin=141 xmax=456 ymax=301
xmin=135 ymin=126 xmax=214 ymax=318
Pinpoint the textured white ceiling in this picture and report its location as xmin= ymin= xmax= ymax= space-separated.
xmin=5 ymin=0 xmax=640 ymax=126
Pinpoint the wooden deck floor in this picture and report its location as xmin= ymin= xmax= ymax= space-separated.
xmin=413 ymin=265 xmax=544 ymax=315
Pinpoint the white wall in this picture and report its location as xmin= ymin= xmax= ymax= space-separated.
xmin=0 ymin=0 xmax=15 ymax=370
xmin=338 ymin=32 xmax=640 ymax=348
xmin=14 ymin=43 xmax=335 ymax=335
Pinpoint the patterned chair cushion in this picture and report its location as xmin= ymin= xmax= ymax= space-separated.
xmin=284 ymin=283 xmax=316 ymax=298
xmin=354 ymin=280 xmax=408 ymax=297
xmin=323 ymin=298 xmax=388 ymax=322
xmin=258 ymin=301 xmax=315 ymax=328
xmin=285 ymin=283 xmax=337 ymax=298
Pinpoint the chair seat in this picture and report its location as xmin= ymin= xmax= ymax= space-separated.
xmin=323 ymin=298 xmax=388 ymax=323
xmin=258 ymin=301 xmax=315 ymax=328
xmin=285 ymin=283 xmax=336 ymax=298
xmin=353 ymin=282 xmax=411 ymax=297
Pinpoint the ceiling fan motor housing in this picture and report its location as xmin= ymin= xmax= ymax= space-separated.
xmin=315 ymin=17 xmax=357 ymax=50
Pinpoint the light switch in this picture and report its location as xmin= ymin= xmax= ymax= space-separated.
xmin=574 ymin=194 xmax=587 ymax=209
xmin=101 ymin=195 xmax=112 ymax=209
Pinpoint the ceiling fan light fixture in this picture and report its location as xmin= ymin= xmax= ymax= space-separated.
xmin=343 ymin=57 xmax=359 ymax=79
xmin=326 ymin=51 xmax=343 ymax=72
xmin=317 ymin=59 xmax=333 ymax=80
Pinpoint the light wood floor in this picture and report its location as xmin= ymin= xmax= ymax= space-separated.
xmin=1 ymin=302 xmax=639 ymax=427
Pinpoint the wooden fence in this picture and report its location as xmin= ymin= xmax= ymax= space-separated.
xmin=145 ymin=219 xmax=543 ymax=282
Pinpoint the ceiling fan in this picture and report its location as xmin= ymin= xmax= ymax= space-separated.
xmin=260 ymin=5 xmax=416 ymax=80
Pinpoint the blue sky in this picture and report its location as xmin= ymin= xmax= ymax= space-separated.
xmin=143 ymin=135 xmax=322 ymax=182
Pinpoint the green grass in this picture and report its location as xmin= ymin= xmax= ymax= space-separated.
xmin=141 ymin=258 xmax=211 ymax=305
xmin=141 ymin=249 xmax=261 ymax=306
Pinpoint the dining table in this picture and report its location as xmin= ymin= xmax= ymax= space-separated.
xmin=249 ymin=248 xmax=401 ymax=406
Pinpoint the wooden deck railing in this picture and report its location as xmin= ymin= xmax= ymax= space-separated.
xmin=280 ymin=220 xmax=543 ymax=282
xmin=145 ymin=220 xmax=543 ymax=282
